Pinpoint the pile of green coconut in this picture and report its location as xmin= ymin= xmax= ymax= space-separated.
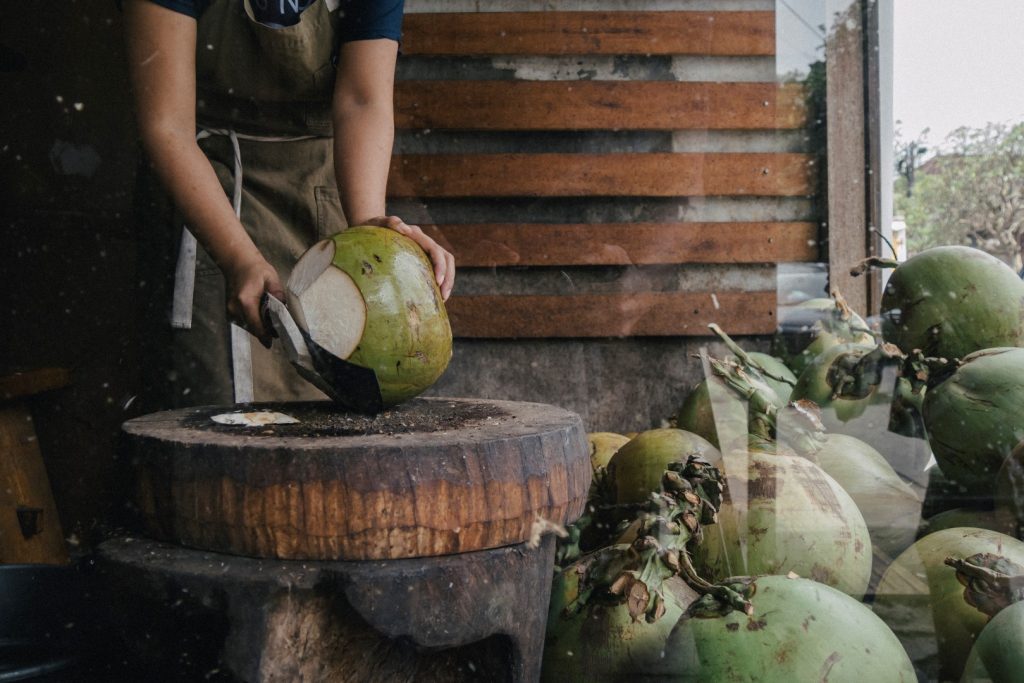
xmin=543 ymin=245 xmax=1024 ymax=682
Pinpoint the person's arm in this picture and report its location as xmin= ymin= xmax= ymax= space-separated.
xmin=333 ymin=39 xmax=455 ymax=300
xmin=123 ymin=0 xmax=280 ymax=344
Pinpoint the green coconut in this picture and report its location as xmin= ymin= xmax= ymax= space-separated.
xmin=675 ymin=379 xmax=749 ymax=449
xmin=942 ymin=553 xmax=1024 ymax=683
xmin=695 ymin=440 xmax=873 ymax=598
xmin=675 ymin=347 xmax=790 ymax=450
xmin=873 ymin=527 xmax=1024 ymax=681
xmin=889 ymin=372 xmax=929 ymax=440
xmin=587 ymin=432 xmax=631 ymax=472
xmin=960 ymin=600 xmax=1024 ymax=683
xmin=920 ymin=507 xmax=1017 ymax=539
xmin=879 ymin=245 xmax=1024 ymax=360
xmin=607 ymin=429 xmax=720 ymax=506
xmin=812 ymin=433 xmax=922 ymax=559
xmin=995 ymin=439 xmax=1024 ymax=537
xmin=287 ymin=226 xmax=452 ymax=407
xmin=923 ymin=347 xmax=1024 ymax=495
xmin=771 ymin=296 xmax=875 ymax=377
xmin=543 ymin=460 xmax=742 ymax=682
xmin=789 ymin=341 xmax=898 ymax=424
xmin=575 ymin=431 xmax=720 ymax=558
xmin=788 ymin=340 xmax=934 ymax=486
xmin=542 ymin=564 xmax=696 ymax=683
xmin=655 ymin=575 xmax=916 ymax=682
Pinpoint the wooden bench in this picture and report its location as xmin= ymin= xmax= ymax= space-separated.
xmin=389 ymin=9 xmax=819 ymax=339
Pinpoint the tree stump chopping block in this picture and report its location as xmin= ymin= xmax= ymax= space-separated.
xmin=92 ymin=533 xmax=559 ymax=682
xmin=124 ymin=397 xmax=591 ymax=561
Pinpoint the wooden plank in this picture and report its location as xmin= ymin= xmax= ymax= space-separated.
xmin=423 ymin=222 xmax=818 ymax=267
xmin=395 ymin=81 xmax=807 ymax=131
xmin=402 ymin=11 xmax=775 ymax=56
xmin=388 ymin=153 xmax=815 ymax=198
xmin=826 ymin=1 xmax=869 ymax=313
xmin=446 ymin=291 xmax=777 ymax=338
xmin=864 ymin=0 xmax=887 ymax=315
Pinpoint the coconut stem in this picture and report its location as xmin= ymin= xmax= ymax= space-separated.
xmin=849 ymin=255 xmax=902 ymax=277
xmin=945 ymin=553 xmax=1024 ymax=619
xmin=823 ymin=288 xmax=872 ymax=339
xmin=675 ymin=546 xmax=754 ymax=616
xmin=871 ymin=226 xmax=900 ymax=261
xmin=708 ymin=323 xmax=795 ymax=387
xmin=830 ymin=342 xmax=905 ymax=400
xmin=581 ymin=457 xmax=731 ymax=622
xmin=709 ymin=358 xmax=778 ymax=420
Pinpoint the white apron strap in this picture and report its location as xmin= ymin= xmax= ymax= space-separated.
xmin=170 ymin=229 xmax=197 ymax=329
xmin=230 ymin=322 xmax=254 ymax=403
xmin=168 ymin=128 xmax=316 ymax=404
xmin=170 ymin=128 xmax=254 ymax=403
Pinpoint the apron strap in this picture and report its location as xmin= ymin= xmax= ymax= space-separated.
xmin=230 ymin=322 xmax=254 ymax=403
xmin=169 ymin=128 xmax=318 ymax=404
xmin=171 ymin=128 xmax=252 ymax=402
xmin=170 ymin=230 xmax=197 ymax=329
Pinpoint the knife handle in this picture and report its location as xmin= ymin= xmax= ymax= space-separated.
xmin=259 ymin=292 xmax=280 ymax=340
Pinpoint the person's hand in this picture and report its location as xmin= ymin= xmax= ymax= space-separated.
xmin=363 ymin=215 xmax=456 ymax=301
xmin=223 ymin=253 xmax=284 ymax=348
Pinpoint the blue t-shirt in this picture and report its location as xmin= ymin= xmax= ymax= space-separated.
xmin=148 ymin=0 xmax=403 ymax=40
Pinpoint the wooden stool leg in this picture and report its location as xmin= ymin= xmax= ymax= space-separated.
xmin=0 ymin=404 xmax=67 ymax=564
xmin=341 ymin=535 xmax=557 ymax=683
xmin=95 ymin=536 xmax=560 ymax=682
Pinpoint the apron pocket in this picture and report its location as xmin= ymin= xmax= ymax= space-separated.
xmin=314 ymin=185 xmax=346 ymax=239
xmin=240 ymin=0 xmax=334 ymax=97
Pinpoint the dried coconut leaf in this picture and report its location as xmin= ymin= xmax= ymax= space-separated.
xmin=626 ymin=579 xmax=651 ymax=622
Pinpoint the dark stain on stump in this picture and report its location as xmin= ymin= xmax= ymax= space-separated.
xmin=185 ymin=398 xmax=509 ymax=437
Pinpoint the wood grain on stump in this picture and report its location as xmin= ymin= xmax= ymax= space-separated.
xmin=125 ymin=397 xmax=590 ymax=561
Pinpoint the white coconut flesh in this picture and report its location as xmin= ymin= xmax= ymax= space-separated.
xmin=286 ymin=238 xmax=367 ymax=361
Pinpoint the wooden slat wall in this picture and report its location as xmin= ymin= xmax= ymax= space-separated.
xmin=391 ymin=6 xmax=818 ymax=338
xmin=390 ymin=153 xmax=814 ymax=198
xmin=422 ymin=223 xmax=817 ymax=268
xmin=401 ymin=11 xmax=776 ymax=56
xmin=448 ymin=291 xmax=777 ymax=338
xmin=394 ymin=82 xmax=808 ymax=131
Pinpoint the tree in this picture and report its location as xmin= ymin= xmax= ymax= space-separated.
xmin=897 ymin=122 xmax=1024 ymax=268
xmin=895 ymin=131 xmax=929 ymax=197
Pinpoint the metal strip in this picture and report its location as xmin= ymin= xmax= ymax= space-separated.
xmin=170 ymin=227 xmax=198 ymax=329
xmin=230 ymin=323 xmax=255 ymax=403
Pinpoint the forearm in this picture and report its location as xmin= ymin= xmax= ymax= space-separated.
xmin=331 ymin=39 xmax=398 ymax=226
xmin=142 ymin=129 xmax=262 ymax=272
xmin=333 ymin=101 xmax=394 ymax=226
xmin=124 ymin=0 xmax=262 ymax=274
xmin=140 ymin=124 xmax=280 ymax=338
xmin=328 ymin=38 xmax=454 ymax=300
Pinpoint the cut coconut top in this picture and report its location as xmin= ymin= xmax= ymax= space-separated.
xmin=286 ymin=238 xmax=367 ymax=361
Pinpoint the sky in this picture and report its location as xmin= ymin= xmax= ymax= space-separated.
xmin=893 ymin=0 xmax=1024 ymax=150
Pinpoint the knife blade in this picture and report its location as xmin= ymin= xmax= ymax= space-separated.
xmin=260 ymin=294 xmax=384 ymax=413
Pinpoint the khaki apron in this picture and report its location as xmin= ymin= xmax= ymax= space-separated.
xmin=139 ymin=0 xmax=350 ymax=409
